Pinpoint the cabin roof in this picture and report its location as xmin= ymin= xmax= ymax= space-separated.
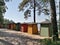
xmin=21 ymin=22 xmax=41 ymax=24
xmin=40 ymin=20 xmax=51 ymax=24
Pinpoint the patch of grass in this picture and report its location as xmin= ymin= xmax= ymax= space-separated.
xmin=40 ymin=39 xmax=60 ymax=45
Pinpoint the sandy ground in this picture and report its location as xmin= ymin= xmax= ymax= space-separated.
xmin=0 ymin=29 xmax=51 ymax=45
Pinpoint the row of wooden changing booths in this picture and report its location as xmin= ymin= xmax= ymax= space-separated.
xmin=7 ymin=23 xmax=38 ymax=34
xmin=3 ymin=21 xmax=52 ymax=37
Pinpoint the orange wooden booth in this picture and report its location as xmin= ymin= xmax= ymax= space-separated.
xmin=21 ymin=23 xmax=28 ymax=32
xmin=27 ymin=23 xmax=38 ymax=34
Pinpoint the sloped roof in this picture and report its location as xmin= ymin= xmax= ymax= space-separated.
xmin=40 ymin=20 xmax=51 ymax=24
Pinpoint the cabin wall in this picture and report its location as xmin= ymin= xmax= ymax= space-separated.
xmin=28 ymin=24 xmax=38 ymax=34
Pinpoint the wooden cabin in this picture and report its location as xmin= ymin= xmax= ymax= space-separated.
xmin=0 ymin=23 xmax=1 ymax=28
xmin=9 ymin=23 xmax=13 ymax=30
xmin=8 ymin=23 xmax=16 ymax=30
xmin=40 ymin=20 xmax=52 ymax=37
xmin=21 ymin=23 xmax=28 ymax=32
xmin=16 ymin=23 xmax=21 ymax=31
xmin=8 ymin=24 xmax=11 ymax=29
xmin=28 ymin=23 xmax=38 ymax=34
xmin=13 ymin=23 xmax=16 ymax=30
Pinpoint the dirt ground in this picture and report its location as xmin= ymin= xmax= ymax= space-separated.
xmin=0 ymin=29 xmax=51 ymax=45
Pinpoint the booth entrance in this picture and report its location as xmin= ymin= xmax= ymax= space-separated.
xmin=40 ymin=21 xmax=52 ymax=37
xmin=28 ymin=23 xmax=38 ymax=34
xmin=21 ymin=24 xmax=28 ymax=32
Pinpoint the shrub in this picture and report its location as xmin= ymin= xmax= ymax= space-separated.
xmin=40 ymin=39 xmax=60 ymax=45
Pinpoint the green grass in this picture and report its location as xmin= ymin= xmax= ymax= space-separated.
xmin=40 ymin=39 xmax=60 ymax=45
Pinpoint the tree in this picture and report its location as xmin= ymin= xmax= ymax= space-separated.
xmin=59 ymin=0 xmax=60 ymax=31
xmin=0 ymin=13 xmax=4 ymax=24
xmin=0 ymin=0 xmax=11 ymax=24
xmin=18 ymin=0 xmax=49 ymax=23
xmin=3 ymin=18 xmax=14 ymax=24
xmin=0 ymin=0 xmax=6 ymax=24
xmin=19 ymin=0 xmax=58 ymax=41
xmin=49 ymin=0 xmax=58 ymax=41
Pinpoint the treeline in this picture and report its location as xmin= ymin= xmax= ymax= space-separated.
xmin=3 ymin=18 xmax=14 ymax=24
xmin=0 ymin=0 xmax=6 ymax=24
xmin=0 ymin=0 xmax=13 ymax=24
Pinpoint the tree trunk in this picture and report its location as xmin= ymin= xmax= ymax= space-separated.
xmin=34 ymin=0 xmax=36 ymax=23
xmin=50 ymin=0 xmax=58 ymax=41
xmin=59 ymin=1 xmax=60 ymax=34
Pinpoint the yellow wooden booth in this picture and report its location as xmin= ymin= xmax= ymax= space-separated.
xmin=13 ymin=23 xmax=16 ymax=30
xmin=28 ymin=23 xmax=38 ymax=34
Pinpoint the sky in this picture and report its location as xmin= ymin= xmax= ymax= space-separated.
xmin=4 ymin=0 xmax=59 ymax=23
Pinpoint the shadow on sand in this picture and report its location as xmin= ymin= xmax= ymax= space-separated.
xmin=0 ymin=39 xmax=13 ymax=45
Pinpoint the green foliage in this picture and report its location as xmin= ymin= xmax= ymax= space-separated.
xmin=0 ymin=0 xmax=5 ymax=5
xmin=0 ymin=0 xmax=6 ymax=13
xmin=19 ymin=0 xmax=50 ymax=19
xmin=19 ymin=0 xmax=29 ymax=11
xmin=0 ymin=13 xmax=4 ymax=24
xmin=0 ymin=0 xmax=10 ymax=24
xmin=40 ymin=39 xmax=60 ymax=45
xmin=3 ymin=19 xmax=14 ymax=24
xmin=0 ymin=0 xmax=6 ymax=24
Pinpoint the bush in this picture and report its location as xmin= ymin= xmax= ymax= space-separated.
xmin=40 ymin=39 xmax=60 ymax=45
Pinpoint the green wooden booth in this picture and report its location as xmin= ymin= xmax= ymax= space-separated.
xmin=15 ymin=23 xmax=21 ymax=31
xmin=40 ymin=21 xmax=52 ymax=37
xmin=0 ymin=23 xmax=1 ymax=28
